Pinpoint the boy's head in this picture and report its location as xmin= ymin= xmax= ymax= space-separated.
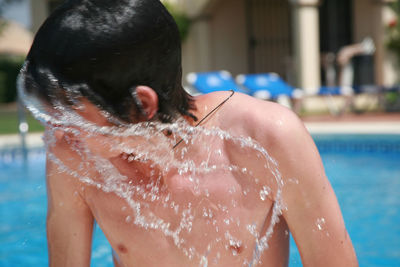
xmin=22 ymin=0 xmax=195 ymax=123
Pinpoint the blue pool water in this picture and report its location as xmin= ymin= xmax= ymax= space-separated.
xmin=0 ymin=135 xmax=399 ymax=266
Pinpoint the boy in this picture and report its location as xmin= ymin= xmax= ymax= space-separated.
xmin=20 ymin=0 xmax=357 ymax=266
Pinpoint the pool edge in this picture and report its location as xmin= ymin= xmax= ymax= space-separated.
xmin=305 ymin=122 xmax=400 ymax=135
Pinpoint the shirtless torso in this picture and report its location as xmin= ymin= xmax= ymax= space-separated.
xmin=46 ymin=92 xmax=358 ymax=267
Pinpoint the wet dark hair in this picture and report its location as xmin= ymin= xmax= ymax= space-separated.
xmin=22 ymin=0 xmax=196 ymax=123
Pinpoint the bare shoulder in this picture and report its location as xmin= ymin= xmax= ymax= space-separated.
xmin=219 ymin=92 xmax=307 ymax=149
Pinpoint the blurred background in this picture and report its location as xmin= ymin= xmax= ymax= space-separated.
xmin=0 ymin=0 xmax=399 ymax=135
xmin=0 ymin=2 xmax=399 ymax=267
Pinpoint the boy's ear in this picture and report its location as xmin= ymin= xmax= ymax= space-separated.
xmin=134 ymin=86 xmax=159 ymax=120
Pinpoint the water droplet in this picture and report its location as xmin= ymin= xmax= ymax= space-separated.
xmin=316 ymin=218 xmax=326 ymax=231
xmin=259 ymin=186 xmax=271 ymax=201
xmin=288 ymin=178 xmax=299 ymax=185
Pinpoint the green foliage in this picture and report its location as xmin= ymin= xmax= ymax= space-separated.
xmin=163 ymin=2 xmax=191 ymax=42
xmin=385 ymin=91 xmax=399 ymax=103
xmin=0 ymin=55 xmax=24 ymax=103
xmin=384 ymin=91 xmax=400 ymax=112
xmin=0 ymin=109 xmax=44 ymax=134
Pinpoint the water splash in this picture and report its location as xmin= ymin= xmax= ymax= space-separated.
xmin=18 ymin=64 xmax=288 ymax=266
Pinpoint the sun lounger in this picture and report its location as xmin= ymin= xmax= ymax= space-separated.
xmin=186 ymin=71 xmax=247 ymax=95
xmin=236 ymin=73 xmax=303 ymax=100
xmin=236 ymin=73 xmax=303 ymax=111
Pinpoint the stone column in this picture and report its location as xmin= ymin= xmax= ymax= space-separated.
xmin=381 ymin=2 xmax=398 ymax=86
xmin=290 ymin=0 xmax=321 ymax=94
xmin=184 ymin=18 xmax=213 ymax=72
xmin=30 ymin=0 xmax=48 ymax=33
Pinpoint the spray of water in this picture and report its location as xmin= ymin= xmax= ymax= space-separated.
xmin=18 ymin=64 xmax=287 ymax=266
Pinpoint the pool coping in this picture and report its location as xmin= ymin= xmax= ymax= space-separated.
xmin=0 ymin=132 xmax=44 ymax=149
xmin=0 ymin=121 xmax=399 ymax=149
xmin=305 ymin=121 xmax=400 ymax=134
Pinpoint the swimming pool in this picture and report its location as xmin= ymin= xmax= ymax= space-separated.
xmin=1 ymin=135 xmax=399 ymax=266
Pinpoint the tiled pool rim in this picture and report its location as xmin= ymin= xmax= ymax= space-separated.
xmin=305 ymin=121 xmax=400 ymax=135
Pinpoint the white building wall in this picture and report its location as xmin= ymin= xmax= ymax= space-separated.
xmin=209 ymin=0 xmax=248 ymax=75
xmin=182 ymin=18 xmax=213 ymax=75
